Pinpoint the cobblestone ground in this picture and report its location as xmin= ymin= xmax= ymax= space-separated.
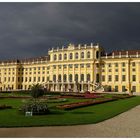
xmin=1 ymin=105 xmax=140 ymax=138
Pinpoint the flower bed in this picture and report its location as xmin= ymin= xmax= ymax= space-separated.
xmin=56 ymin=98 xmax=118 ymax=110
xmin=20 ymin=99 xmax=50 ymax=115
xmin=84 ymin=93 xmax=104 ymax=99
xmin=0 ymin=105 xmax=12 ymax=110
xmin=112 ymin=95 xmax=135 ymax=99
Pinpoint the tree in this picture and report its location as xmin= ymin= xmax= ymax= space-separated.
xmin=30 ymin=84 xmax=44 ymax=99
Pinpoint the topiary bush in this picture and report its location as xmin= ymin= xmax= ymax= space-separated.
xmin=20 ymin=99 xmax=49 ymax=115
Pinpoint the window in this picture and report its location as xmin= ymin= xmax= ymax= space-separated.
xmin=115 ymin=86 xmax=118 ymax=92
xmin=132 ymin=86 xmax=136 ymax=92
xmin=102 ymin=75 xmax=105 ymax=81
xmin=81 ymin=74 xmax=84 ymax=81
xmin=64 ymin=54 xmax=67 ymax=60
xmin=102 ymin=69 xmax=105 ymax=72
xmin=63 ymin=65 xmax=67 ymax=69
xmin=108 ymin=75 xmax=112 ymax=82
xmin=87 ymin=51 xmax=90 ymax=58
xmin=80 ymin=64 xmax=84 ymax=68
xmin=132 ymin=62 xmax=135 ymax=67
xmin=115 ymin=63 xmax=118 ymax=67
xmin=122 ymin=68 xmax=125 ymax=72
xmin=69 ymin=74 xmax=72 ymax=82
xmin=63 ymin=74 xmax=67 ymax=82
xmin=122 ymin=62 xmax=125 ymax=67
xmin=122 ymin=75 xmax=126 ymax=81
xmin=109 ymin=69 xmax=112 ymax=72
xmin=58 ymin=74 xmax=61 ymax=82
xmin=58 ymin=65 xmax=61 ymax=69
xmin=132 ymin=68 xmax=135 ymax=72
xmin=115 ymin=69 xmax=118 ymax=72
xmin=53 ymin=65 xmax=56 ymax=69
xmin=75 ymin=74 xmax=78 ymax=82
xmin=18 ymin=77 xmax=20 ymax=82
xmin=108 ymin=63 xmax=111 ymax=67
xmin=96 ymin=51 xmax=99 ymax=59
xmin=53 ymin=75 xmax=56 ymax=82
xmin=122 ymin=86 xmax=126 ymax=92
xmin=47 ymin=77 xmax=49 ymax=81
xmin=132 ymin=75 xmax=136 ymax=81
xmin=86 ymin=64 xmax=90 ymax=68
xmin=25 ymin=77 xmax=27 ymax=82
xmin=42 ymin=77 xmax=45 ymax=82
xmin=81 ymin=52 xmax=84 ymax=59
xmin=87 ymin=74 xmax=90 ymax=81
xmin=69 ymin=64 xmax=73 ymax=68
xmin=34 ymin=77 xmax=36 ymax=82
xmin=115 ymin=75 xmax=119 ymax=81
xmin=69 ymin=53 xmax=73 ymax=59
xmin=96 ymin=74 xmax=100 ymax=82
xmin=29 ymin=77 xmax=31 ymax=82
xmin=75 ymin=53 xmax=79 ymax=59
xmin=54 ymin=54 xmax=57 ymax=61
xmin=59 ymin=54 xmax=62 ymax=60
xmin=75 ymin=64 xmax=78 ymax=68
xmin=38 ymin=77 xmax=40 ymax=82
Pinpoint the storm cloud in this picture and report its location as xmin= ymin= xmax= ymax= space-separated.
xmin=0 ymin=3 xmax=140 ymax=60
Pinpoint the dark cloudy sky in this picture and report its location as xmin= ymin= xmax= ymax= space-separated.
xmin=0 ymin=3 xmax=140 ymax=60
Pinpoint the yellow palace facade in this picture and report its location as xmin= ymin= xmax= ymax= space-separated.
xmin=0 ymin=43 xmax=140 ymax=93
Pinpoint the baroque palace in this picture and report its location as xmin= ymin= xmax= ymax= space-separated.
xmin=0 ymin=43 xmax=140 ymax=93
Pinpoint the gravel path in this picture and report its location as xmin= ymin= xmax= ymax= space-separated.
xmin=1 ymin=105 xmax=140 ymax=138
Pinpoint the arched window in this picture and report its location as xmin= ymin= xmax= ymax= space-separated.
xmin=63 ymin=74 xmax=67 ymax=82
xmin=96 ymin=51 xmax=99 ymax=59
xmin=81 ymin=52 xmax=84 ymax=59
xmin=69 ymin=53 xmax=73 ymax=59
xmin=87 ymin=51 xmax=90 ymax=58
xmin=69 ymin=74 xmax=73 ymax=82
xmin=54 ymin=54 xmax=57 ymax=61
xmin=87 ymin=74 xmax=90 ymax=81
xmin=75 ymin=52 xmax=79 ymax=59
xmin=81 ymin=74 xmax=84 ymax=81
xmin=53 ymin=75 xmax=56 ymax=82
xmin=96 ymin=74 xmax=100 ymax=83
xmin=58 ymin=74 xmax=61 ymax=82
xmin=59 ymin=54 xmax=62 ymax=60
xmin=64 ymin=53 xmax=67 ymax=60
xmin=75 ymin=74 xmax=78 ymax=82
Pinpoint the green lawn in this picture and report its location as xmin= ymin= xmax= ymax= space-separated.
xmin=0 ymin=95 xmax=140 ymax=127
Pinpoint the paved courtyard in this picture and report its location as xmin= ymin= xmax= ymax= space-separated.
xmin=1 ymin=105 xmax=140 ymax=138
